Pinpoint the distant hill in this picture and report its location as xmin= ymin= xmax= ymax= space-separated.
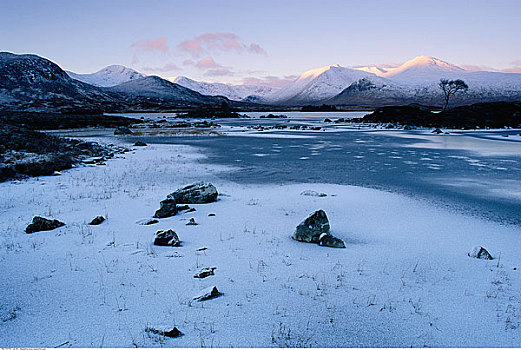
xmin=66 ymin=65 xmax=146 ymax=87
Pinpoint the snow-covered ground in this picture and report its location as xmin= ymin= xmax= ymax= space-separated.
xmin=1 ymin=139 xmax=521 ymax=347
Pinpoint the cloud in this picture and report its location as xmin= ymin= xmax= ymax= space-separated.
xmin=461 ymin=64 xmax=521 ymax=73
xmin=178 ymin=32 xmax=267 ymax=57
xmin=196 ymin=57 xmax=221 ymax=69
xmin=140 ymin=63 xmax=181 ymax=73
xmin=131 ymin=37 xmax=168 ymax=53
xmin=241 ymin=75 xmax=297 ymax=88
xmin=205 ymin=68 xmax=235 ymax=77
xmin=182 ymin=59 xmax=195 ymax=66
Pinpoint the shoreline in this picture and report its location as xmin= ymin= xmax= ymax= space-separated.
xmin=1 ymin=138 xmax=521 ymax=347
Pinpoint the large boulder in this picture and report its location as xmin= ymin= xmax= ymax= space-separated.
xmin=168 ymin=182 xmax=218 ymax=204
xmin=153 ymin=230 xmax=180 ymax=246
xmin=25 ymin=216 xmax=65 ymax=234
xmin=292 ymin=210 xmax=330 ymax=243
xmin=468 ymin=246 xmax=493 ymax=260
xmin=153 ymin=198 xmax=178 ymax=218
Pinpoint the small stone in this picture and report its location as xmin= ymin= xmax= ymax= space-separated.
xmin=186 ymin=218 xmax=198 ymax=226
xmin=25 ymin=216 xmax=65 ymax=234
xmin=468 ymin=246 xmax=493 ymax=260
xmin=154 ymin=230 xmax=180 ymax=246
xmin=89 ymin=216 xmax=105 ymax=225
xmin=136 ymin=218 xmax=159 ymax=225
xmin=432 ymin=128 xmax=443 ymax=134
xmin=318 ymin=233 xmax=346 ymax=248
xmin=114 ymin=126 xmax=133 ymax=135
xmin=194 ymin=267 xmax=216 ymax=279
xmin=192 ymin=286 xmax=221 ymax=301
xmin=196 ymin=247 xmax=207 ymax=251
xmin=208 ymin=213 xmax=216 ymax=217
xmin=145 ymin=326 xmax=183 ymax=338
xmin=134 ymin=141 xmax=147 ymax=146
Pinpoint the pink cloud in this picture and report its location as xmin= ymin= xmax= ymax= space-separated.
xmin=131 ymin=37 xmax=168 ymax=53
xmin=241 ymin=75 xmax=297 ymax=88
xmin=195 ymin=57 xmax=221 ymax=69
xmin=140 ymin=63 xmax=180 ymax=73
xmin=461 ymin=64 xmax=521 ymax=73
xmin=178 ymin=32 xmax=267 ymax=57
xmin=182 ymin=59 xmax=195 ymax=66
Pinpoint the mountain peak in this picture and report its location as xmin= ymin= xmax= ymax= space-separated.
xmin=298 ymin=64 xmax=342 ymax=80
xmin=66 ymin=65 xmax=145 ymax=87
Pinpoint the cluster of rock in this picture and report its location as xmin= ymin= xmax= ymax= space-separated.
xmin=153 ymin=182 xmax=218 ymax=219
xmin=248 ymin=124 xmax=321 ymax=131
xmin=291 ymin=210 xmax=345 ymax=248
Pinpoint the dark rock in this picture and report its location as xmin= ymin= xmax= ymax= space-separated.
xmin=208 ymin=213 xmax=216 ymax=217
xmin=300 ymin=190 xmax=327 ymax=197
xmin=114 ymin=126 xmax=133 ymax=135
xmin=324 ymin=118 xmax=332 ymax=123
xmin=153 ymin=229 xmax=180 ymax=246
xmin=468 ymin=246 xmax=494 ymax=260
xmin=194 ymin=267 xmax=216 ymax=279
xmin=432 ymin=128 xmax=443 ymax=134
xmin=89 ymin=215 xmax=105 ymax=225
xmin=145 ymin=326 xmax=183 ymax=338
xmin=154 ymin=198 xmax=178 ymax=218
xmin=134 ymin=141 xmax=147 ymax=146
xmin=192 ymin=286 xmax=221 ymax=301
xmin=292 ymin=210 xmax=330 ymax=243
xmin=318 ymin=233 xmax=346 ymax=248
xmin=136 ymin=218 xmax=159 ymax=225
xmin=186 ymin=218 xmax=198 ymax=226
xmin=168 ymin=182 xmax=218 ymax=204
xmin=25 ymin=216 xmax=65 ymax=234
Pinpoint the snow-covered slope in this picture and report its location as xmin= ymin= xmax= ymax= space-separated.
xmin=264 ymin=65 xmax=375 ymax=104
xmin=172 ymin=76 xmax=278 ymax=101
xmin=106 ymin=76 xmax=227 ymax=104
xmin=381 ymin=56 xmax=465 ymax=83
xmin=66 ymin=65 xmax=145 ymax=87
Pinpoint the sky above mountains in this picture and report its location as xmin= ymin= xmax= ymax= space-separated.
xmin=1 ymin=0 xmax=521 ymax=86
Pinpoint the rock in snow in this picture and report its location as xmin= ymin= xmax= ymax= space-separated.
xmin=468 ymin=246 xmax=494 ymax=260
xmin=300 ymin=190 xmax=327 ymax=197
xmin=153 ymin=230 xmax=180 ymax=246
xmin=88 ymin=215 xmax=105 ymax=225
xmin=186 ymin=218 xmax=198 ymax=226
xmin=292 ymin=210 xmax=345 ymax=248
xmin=145 ymin=326 xmax=183 ymax=338
xmin=194 ymin=267 xmax=216 ymax=279
xmin=318 ymin=232 xmax=346 ymax=248
xmin=192 ymin=286 xmax=221 ymax=301
xmin=136 ymin=218 xmax=159 ymax=226
xmin=292 ymin=210 xmax=331 ymax=243
xmin=153 ymin=198 xmax=178 ymax=218
xmin=168 ymin=182 xmax=218 ymax=204
xmin=114 ymin=126 xmax=133 ymax=135
xmin=25 ymin=216 xmax=65 ymax=234
xmin=134 ymin=141 xmax=147 ymax=146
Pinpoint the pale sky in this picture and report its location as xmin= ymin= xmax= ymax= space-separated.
xmin=1 ymin=0 xmax=520 ymax=86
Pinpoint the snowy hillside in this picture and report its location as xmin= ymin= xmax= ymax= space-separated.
xmin=263 ymin=65 xmax=374 ymax=104
xmin=172 ymin=76 xmax=278 ymax=101
xmin=67 ymin=65 xmax=146 ymax=87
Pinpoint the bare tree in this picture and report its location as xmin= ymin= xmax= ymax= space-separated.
xmin=439 ymin=79 xmax=469 ymax=111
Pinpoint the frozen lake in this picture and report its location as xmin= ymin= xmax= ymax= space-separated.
xmin=105 ymin=111 xmax=521 ymax=226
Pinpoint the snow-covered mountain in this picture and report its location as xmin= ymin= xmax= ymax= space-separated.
xmin=261 ymin=64 xmax=375 ymax=104
xmin=106 ymin=76 xmax=227 ymax=104
xmin=172 ymin=76 xmax=278 ymax=101
xmin=66 ymin=65 xmax=145 ymax=87
xmin=267 ymin=56 xmax=521 ymax=106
